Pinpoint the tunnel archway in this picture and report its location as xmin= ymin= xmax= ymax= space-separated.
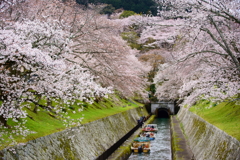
xmin=155 ymin=108 xmax=170 ymax=118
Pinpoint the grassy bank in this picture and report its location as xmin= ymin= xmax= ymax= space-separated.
xmin=189 ymin=100 xmax=240 ymax=141
xmin=1 ymin=94 xmax=143 ymax=150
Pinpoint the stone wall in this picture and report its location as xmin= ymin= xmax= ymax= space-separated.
xmin=177 ymin=108 xmax=240 ymax=160
xmin=0 ymin=107 xmax=148 ymax=160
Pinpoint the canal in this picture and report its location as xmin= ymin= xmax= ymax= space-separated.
xmin=127 ymin=117 xmax=172 ymax=160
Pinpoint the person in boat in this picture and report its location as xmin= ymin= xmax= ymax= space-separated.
xmin=146 ymin=133 xmax=150 ymax=138
xmin=140 ymin=116 xmax=145 ymax=127
xmin=138 ymin=144 xmax=144 ymax=153
xmin=143 ymin=116 xmax=146 ymax=122
xmin=137 ymin=119 xmax=140 ymax=125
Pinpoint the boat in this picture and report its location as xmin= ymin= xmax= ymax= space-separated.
xmin=142 ymin=124 xmax=158 ymax=132
xmin=140 ymin=131 xmax=155 ymax=140
xmin=131 ymin=137 xmax=151 ymax=153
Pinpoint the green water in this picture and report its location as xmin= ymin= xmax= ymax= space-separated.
xmin=128 ymin=118 xmax=172 ymax=160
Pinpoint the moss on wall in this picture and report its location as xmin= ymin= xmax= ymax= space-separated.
xmin=58 ymin=138 xmax=75 ymax=160
xmin=177 ymin=108 xmax=240 ymax=160
xmin=0 ymin=107 xmax=149 ymax=160
xmin=215 ymin=141 xmax=232 ymax=160
xmin=192 ymin=118 xmax=206 ymax=141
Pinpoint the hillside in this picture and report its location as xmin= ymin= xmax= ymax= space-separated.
xmin=189 ymin=100 xmax=240 ymax=141
xmin=0 ymin=94 xmax=143 ymax=150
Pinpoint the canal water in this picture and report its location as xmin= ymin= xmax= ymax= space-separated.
xmin=127 ymin=118 xmax=172 ymax=160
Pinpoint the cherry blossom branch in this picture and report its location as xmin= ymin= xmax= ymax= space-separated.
xmin=178 ymin=50 xmax=228 ymax=62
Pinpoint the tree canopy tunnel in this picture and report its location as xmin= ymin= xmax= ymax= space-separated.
xmin=155 ymin=108 xmax=170 ymax=118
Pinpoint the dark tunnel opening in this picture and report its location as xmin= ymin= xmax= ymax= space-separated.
xmin=156 ymin=109 xmax=170 ymax=118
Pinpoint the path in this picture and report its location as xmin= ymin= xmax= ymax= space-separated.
xmin=171 ymin=116 xmax=195 ymax=160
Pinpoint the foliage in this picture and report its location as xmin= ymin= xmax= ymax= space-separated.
xmin=88 ymin=0 xmax=158 ymax=15
xmin=138 ymin=54 xmax=165 ymax=69
xmin=76 ymin=0 xmax=88 ymax=7
xmin=119 ymin=10 xmax=136 ymax=18
xmin=120 ymin=31 xmax=142 ymax=50
xmin=99 ymin=4 xmax=115 ymax=17
xmin=120 ymin=31 xmax=159 ymax=51
xmin=139 ymin=54 xmax=165 ymax=101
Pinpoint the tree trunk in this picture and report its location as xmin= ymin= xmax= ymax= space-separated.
xmin=33 ymin=104 xmax=38 ymax=113
xmin=0 ymin=115 xmax=10 ymax=128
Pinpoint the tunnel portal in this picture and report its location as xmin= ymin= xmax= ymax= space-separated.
xmin=155 ymin=108 xmax=170 ymax=118
xmin=151 ymin=101 xmax=176 ymax=116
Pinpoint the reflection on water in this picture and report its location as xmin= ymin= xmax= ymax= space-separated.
xmin=128 ymin=118 xmax=171 ymax=160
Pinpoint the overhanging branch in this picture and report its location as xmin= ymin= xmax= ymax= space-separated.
xmin=178 ymin=50 xmax=228 ymax=62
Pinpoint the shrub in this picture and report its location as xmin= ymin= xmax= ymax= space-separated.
xmin=100 ymin=4 xmax=115 ymax=18
xmin=119 ymin=10 xmax=136 ymax=18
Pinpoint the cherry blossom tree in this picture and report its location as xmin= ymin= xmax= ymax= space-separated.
xmin=0 ymin=18 xmax=113 ymax=133
xmin=153 ymin=0 xmax=240 ymax=106
xmin=1 ymin=0 xmax=151 ymax=96
xmin=0 ymin=0 xmax=150 ymax=142
xmin=24 ymin=0 xmax=150 ymax=98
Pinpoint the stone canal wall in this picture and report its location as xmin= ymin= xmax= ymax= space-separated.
xmin=0 ymin=107 xmax=148 ymax=160
xmin=177 ymin=108 xmax=240 ymax=160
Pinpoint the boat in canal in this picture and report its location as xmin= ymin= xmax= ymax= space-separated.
xmin=140 ymin=131 xmax=155 ymax=140
xmin=131 ymin=137 xmax=151 ymax=153
xmin=128 ymin=118 xmax=172 ymax=160
xmin=142 ymin=124 xmax=158 ymax=132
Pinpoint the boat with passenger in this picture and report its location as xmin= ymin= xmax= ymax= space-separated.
xmin=131 ymin=137 xmax=151 ymax=153
xmin=142 ymin=124 xmax=158 ymax=132
xmin=140 ymin=131 xmax=155 ymax=140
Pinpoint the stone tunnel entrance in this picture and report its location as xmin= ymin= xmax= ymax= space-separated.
xmin=155 ymin=108 xmax=170 ymax=118
xmin=151 ymin=101 xmax=176 ymax=116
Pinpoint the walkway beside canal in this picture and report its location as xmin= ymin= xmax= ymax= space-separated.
xmin=171 ymin=116 xmax=195 ymax=160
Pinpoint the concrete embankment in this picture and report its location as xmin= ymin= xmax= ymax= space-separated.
xmin=0 ymin=107 xmax=148 ymax=160
xmin=171 ymin=115 xmax=194 ymax=160
xmin=175 ymin=107 xmax=240 ymax=160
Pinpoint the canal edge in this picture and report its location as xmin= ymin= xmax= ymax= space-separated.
xmin=170 ymin=115 xmax=195 ymax=160
xmin=107 ymin=115 xmax=155 ymax=160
